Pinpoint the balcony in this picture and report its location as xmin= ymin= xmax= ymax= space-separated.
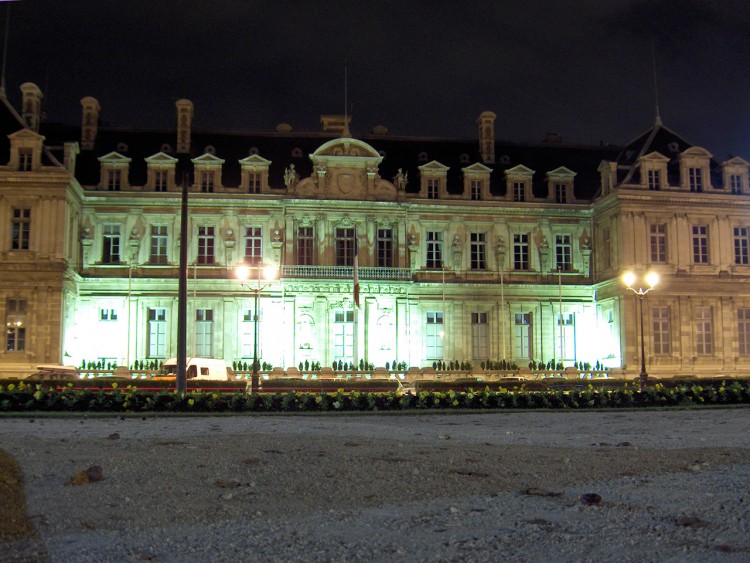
xmin=281 ymin=265 xmax=412 ymax=281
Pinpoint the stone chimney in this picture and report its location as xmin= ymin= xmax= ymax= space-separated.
xmin=176 ymin=99 xmax=194 ymax=153
xmin=80 ymin=97 xmax=100 ymax=150
xmin=20 ymin=82 xmax=43 ymax=132
xmin=477 ymin=111 xmax=496 ymax=164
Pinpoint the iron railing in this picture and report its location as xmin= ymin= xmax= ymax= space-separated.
xmin=281 ymin=265 xmax=412 ymax=280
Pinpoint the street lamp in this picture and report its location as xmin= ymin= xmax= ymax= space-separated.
xmin=236 ymin=263 xmax=279 ymax=392
xmin=622 ymin=271 xmax=659 ymax=389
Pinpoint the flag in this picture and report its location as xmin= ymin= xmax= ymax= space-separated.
xmin=353 ymin=229 xmax=360 ymax=308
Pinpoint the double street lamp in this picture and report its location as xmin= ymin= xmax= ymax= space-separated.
xmin=622 ymin=271 xmax=659 ymax=389
xmin=236 ymin=263 xmax=279 ymax=392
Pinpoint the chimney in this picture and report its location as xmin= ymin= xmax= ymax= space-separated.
xmin=80 ymin=96 xmax=100 ymax=150
xmin=176 ymin=99 xmax=194 ymax=153
xmin=63 ymin=142 xmax=80 ymax=173
xmin=477 ymin=111 xmax=496 ymax=164
xmin=20 ymin=82 xmax=43 ymax=132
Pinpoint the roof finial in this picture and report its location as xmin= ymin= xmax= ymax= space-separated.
xmin=652 ymin=36 xmax=662 ymax=127
xmin=343 ymin=59 xmax=351 ymax=137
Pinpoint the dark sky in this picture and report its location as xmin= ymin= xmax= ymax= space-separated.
xmin=4 ymin=0 xmax=750 ymax=159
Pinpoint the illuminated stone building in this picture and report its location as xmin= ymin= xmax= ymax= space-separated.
xmin=1 ymin=82 xmax=749 ymax=378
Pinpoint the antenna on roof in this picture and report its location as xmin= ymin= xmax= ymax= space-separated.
xmin=651 ymin=36 xmax=662 ymax=127
xmin=343 ymin=59 xmax=351 ymax=137
xmin=0 ymin=3 xmax=12 ymax=98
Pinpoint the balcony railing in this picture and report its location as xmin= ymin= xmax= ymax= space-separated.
xmin=281 ymin=265 xmax=412 ymax=280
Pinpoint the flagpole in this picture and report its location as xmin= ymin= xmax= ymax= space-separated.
xmin=353 ymin=226 xmax=359 ymax=369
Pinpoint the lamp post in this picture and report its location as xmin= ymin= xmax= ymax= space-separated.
xmin=622 ymin=271 xmax=659 ymax=389
xmin=236 ymin=263 xmax=278 ymax=392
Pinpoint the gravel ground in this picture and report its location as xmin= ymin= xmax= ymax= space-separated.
xmin=1 ymin=408 xmax=749 ymax=562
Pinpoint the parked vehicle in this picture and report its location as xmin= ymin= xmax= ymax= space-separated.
xmin=26 ymin=364 xmax=80 ymax=381
xmin=160 ymin=358 xmax=232 ymax=381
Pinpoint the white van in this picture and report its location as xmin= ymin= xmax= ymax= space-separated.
xmin=161 ymin=358 xmax=232 ymax=381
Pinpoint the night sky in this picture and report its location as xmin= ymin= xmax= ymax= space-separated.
xmin=3 ymin=0 xmax=749 ymax=159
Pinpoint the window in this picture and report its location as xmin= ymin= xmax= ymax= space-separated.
xmin=513 ymin=234 xmax=529 ymax=270
xmin=5 ymin=298 xmax=26 ymax=352
xmin=514 ymin=313 xmax=531 ymax=360
xmin=102 ymin=224 xmax=121 ymax=264
xmin=107 ymin=169 xmax=122 ymax=191
xmin=555 ymin=235 xmax=572 ymax=271
xmin=653 ymin=306 xmax=671 ymax=355
xmin=18 ymin=149 xmax=32 ymax=172
xmin=248 ymin=172 xmax=261 ymax=194
xmin=333 ymin=309 xmax=354 ymax=363
xmin=99 ymin=308 xmax=118 ymax=321
xmin=195 ymin=309 xmax=213 ymax=357
xmin=240 ymin=307 xmax=257 ymax=359
xmin=470 ymin=232 xmax=486 ymax=270
xmin=425 ymin=312 xmax=444 ymax=360
xmin=692 ymin=225 xmax=709 ymax=264
xmin=200 ymin=171 xmax=215 ymax=193
xmin=647 ymin=169 xmax=662 ymax=190
xmin=555 ymin=183 xmax=567 ymax=203
xmin=11 ymin=208 xmax=30 ymax=251
xmin=154 ymin=170 xmax=168 ymax=192
xmin=650 ymin=224 xmax=667 ymax=264
xmin=513 ymin=182 xmax=525 ymax=202
xmin=688 ymin=167 xmax=703 ymax=192
xmin=197 ymin=226 xmax=215 ymax=265
xmin=695 ymin=306 xmax=713 ymax=355
xmin=377 ymin=228 xmax=393 ymax=267
xmin=470 ymin=179 xmax=482 ymax=201
xmin=734 ymin=227 xmax=749 ymax=265
xmin=601 ymin=227 xmax=611 ymax=269
xmin=427 ymin=178 xmax=439 ymax=199
xmin=147 ymin=308 xmax=167 ymax=358
xmin=335 ymin=228 xmax=355 ymax=266
xmin=471 ymin=312 xmax=488 ymax=359
xmin=557 ymin=313 xmax=575 ymax=360
xmin=149 ymin=226 xmax=169 ymax=264
xmin=738 ymin=308 xmax=750 ymax=356
xmin=244 ymin=227 xmax=263 ymax=265
xmin=426 ymin=231 xmax=443 ymax=269
xmin=297 ymin=226 xmax=314 ymax=265
xmin=730 ymin=174 xmax=743 ymax=194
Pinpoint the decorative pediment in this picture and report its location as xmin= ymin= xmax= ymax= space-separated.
xmin=191 ymin=153 xmax=225 ymax=167
xmin=145 ymin=152 xmax=178 ymax=165
xmin=681 ymin=146 xmax=713 ymax=159
xmin=461 ymin=162 xmax=493 ymax=175
xmin=639 ymin=151 xmax=670 ymax=164
xmin=313 ymin=138 xmax=380 ymax=159
xmin=97 ymin=151 xmax=132 ymax=164
xmin=8 ymin=128 xmax=45 ymax=142
xmin=239 ymin=154 xmax=272 ymax=169
xmin=505 ymin=164 xmax=535 ymax=177
xmin=723 ymin=156 xmax=750 ymax=167
xmin=546 ymin=166 xmax=577 ymax=179
xmin=418 ymin=160 xmax=450 ymax=174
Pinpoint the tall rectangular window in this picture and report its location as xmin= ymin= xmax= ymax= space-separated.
xmin=470 ymin=180 xmax=482 ymax=201
xmin=154 ymin=170 xmax=168 ymax=192
xmin=297 ymin=226 xmax=314 ymax=265
xmin=555 ymin=183 xmax=567 ymax=203
xmin=197 ymin=226 xmax=215 ymax=265
xmin=513 ymin=233 xmax=529 ymax=270
xmin=652 ymin=306 xmax=671 ymax=355
xmin=244 ymin=227 xmax=262 ymax=265
xmin=688 ymin=167 xmax=703 ymax=192
xmin=195 ymin=309 xmax=213 ymax=357
xmin=514 ymin=313 xmax=531 ymax=360
xmin=692 ymin=225 xmax=709 ymax=264
xmin=426 ymin=231 xmax=443 ymax=269
xmin=248 ymin=172 xmax=261 ymax=194
xmin=647 ymin=169 xmax=662 ymax=190
xmin=557 ymin=313 xmax=575 ymax=360
xmin=11 ymin=208 xmax=31 ymax=251
xmin=200 ymin=171 xmax=215 ymax=193
xmin=5 ymin=298 xmax=26 ymax=352
xmin=18 ymin=149 xmax=32 ymax=172
xmin=650 ymin=224 xmax=667 ymax=263
xmin=333 ymin=309 xmax=354 ymax=363
xmin=470 ymin=232 xmax=486 ymax=270
xmin=695 ymin=306 xmax=713 ymax=355
xmin=240 ymin=307 xmax=256 ymax=359
xmin=147 ymin=308 xmax=167 ymax=358
xmin=471 ymin=312 xmax=488 ymax=359
xmin=107 ymin=169 xmax=122 ymax=191
xmin=601 ymin=227 xmax=611 ymax=269
xmin=738 ymin=308 xmax=750 ymax=356
xmin=730 ymin=174 xmax=743 ymax=194
xmin=555 ymin=234 xmax=572 ymax=271
xmin=150 ymin=225 xmax=168 ymax=264
xmin=427 ymin=178 xmax=439 ymax=199
xmin=377 ymin=228 xmax=393 ymax=267
xmin=102 ymin=224 xmax=121 ymax=264
xmin=734 ymin=227 xmax=749 ymax=265
xmin=425 ymin=312 xmax=444 ymax=360
xmin=335 ymin=228 xmax=355 ymax=266
xmin=513 ymin=182 xmax=525 ymax=202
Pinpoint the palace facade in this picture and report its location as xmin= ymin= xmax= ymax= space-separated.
xmin=1 ymin=82 xmax=749 ymax=378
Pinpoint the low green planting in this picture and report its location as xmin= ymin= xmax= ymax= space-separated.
xmin=0 ymin=380 xmax=748 ymax=413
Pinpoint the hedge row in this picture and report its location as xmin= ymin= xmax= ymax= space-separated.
xmin=1 ymin=380 xmax=749 ymax=413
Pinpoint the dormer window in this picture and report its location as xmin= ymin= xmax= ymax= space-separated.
xmin=200 ymin=170 xmax=215 ymax=193
xmin=107 ymin=169 xmax=122 ymax=191
xmin=679 ymin=147 xmax=712 ymax=192
xmin=648 ymin=169 xmax=662 ymax=190
xmin=470 ymin=180 xmax=482 ymax=200
xmin=154 ymin=170 xmax=168 ymax=192
xmin=730 ymin=174 xmax=742 ymax=194
xmin=427 ymin=178 xmax=439 ymax=199
xmin=98 ymin=151 xmax=131 ymax=191
xmin=722 ymin=157 xmax=749 ymax=195
xmin=513 ymin=181 xmax=526 ymax=202
xmin=462 ymin=163 xmax=492 ymax=201
xmin=18 ymin=149 xmax=32 ymax=172
xmin=689 ymin=167 xmax=703 ymax=192
xmin=505 ymin=165 xmax=535 ymax=202
xmin=145 ymin=152 xmax=177 ymax=192
xmin=191 ymin=153 xmax=225 ymax=193
xmin=555 ymin=183 xmax=568 ymax=203
xmin=248 ymin=172 xmax=261 ymax=194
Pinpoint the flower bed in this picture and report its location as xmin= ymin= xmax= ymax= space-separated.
xmin=0 ymin=380 xmax=748 ymax=413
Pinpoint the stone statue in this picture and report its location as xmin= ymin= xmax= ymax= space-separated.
xmin=394 ymin=168 xmax=408 ymax=191
xmin=284 ymin=164 xmax=298 ymax=189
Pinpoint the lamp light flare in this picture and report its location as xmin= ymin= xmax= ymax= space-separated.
xmin=645 ymin=272 xmax=659 ymax=288
xmin=622 ymin=271 xmax=636 ymax=288
xmin=262 ymin=265 xmax=279 ymax=281
xmin=235 ymin=265 xmax=250 ymax=281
